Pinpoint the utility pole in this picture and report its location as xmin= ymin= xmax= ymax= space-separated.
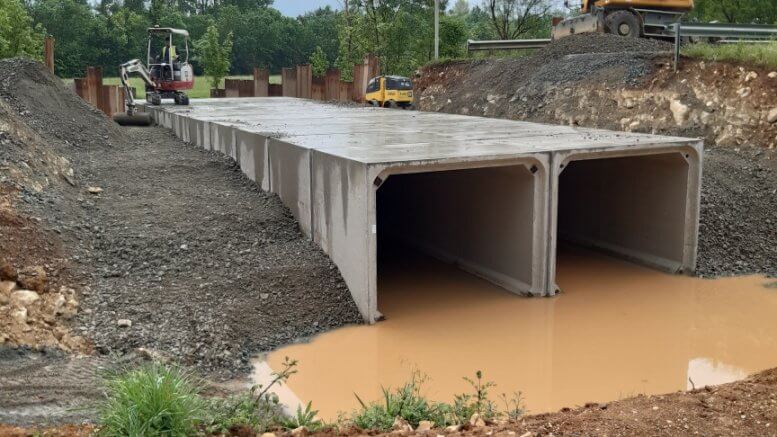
xmin=434 ymin=0 xmax=440 ymax=59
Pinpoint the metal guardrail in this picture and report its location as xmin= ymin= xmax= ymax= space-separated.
xmin=467 ymin=38 xmax=551 ymax=51
xmin=467 ymin=23 xmax=777 ymax=52
xmin=667 ymin=22 xmax=777 ymax=39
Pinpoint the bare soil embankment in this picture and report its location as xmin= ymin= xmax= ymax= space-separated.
xmin=415 ymin=34 xmax=777 ymax=278
xmin=0 ymin=58 xmax=361 ymax=424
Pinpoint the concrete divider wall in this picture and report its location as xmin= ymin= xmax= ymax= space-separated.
xmin=142 ymin=98 xmax=702 ymax=323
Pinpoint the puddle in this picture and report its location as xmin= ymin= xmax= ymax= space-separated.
xmin=258 ymin=247 xmax=777 ymax=420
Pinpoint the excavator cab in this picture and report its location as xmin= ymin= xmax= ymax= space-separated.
xmin=145 ymin=27 xmax=194 ymax=103
xmin=114 ymin=26 xmax=194 ymax=126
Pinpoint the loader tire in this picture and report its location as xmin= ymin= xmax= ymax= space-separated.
xmin=606 ymin=10 xmax=640 ymax=38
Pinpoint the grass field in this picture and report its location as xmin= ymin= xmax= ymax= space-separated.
xmin=62 ymin=74 xmax=281 ymax=99
xmin=682 ymin=41 xmax=777 ymax=67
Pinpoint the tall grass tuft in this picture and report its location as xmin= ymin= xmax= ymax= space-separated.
xmin=682 ymin=41 xmax=777 ymax=67
xmin=98 ymin=363 xmax=204 ymax=437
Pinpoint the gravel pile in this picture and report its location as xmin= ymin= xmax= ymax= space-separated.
xmin=0 ymin=58 xmax=123 ymax=148
xmin=0 ymin=59 xmax=363 ymax=380
xmin=537 ymin=33 xmax=672 ymax=59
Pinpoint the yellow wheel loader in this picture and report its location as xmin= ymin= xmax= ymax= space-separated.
xmin=553 ymin=0 xmax=694 ymax=40
xmin=365 ymin=75 xmax=415 ymax=109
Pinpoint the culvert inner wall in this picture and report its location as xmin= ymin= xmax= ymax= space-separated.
xmin=378 ymin=165 xmax=537 ymax=295
xmin=141 ymin=98 xmax=702 ymax=323
xmin=557 ymin=152 xmax=697 ymax=274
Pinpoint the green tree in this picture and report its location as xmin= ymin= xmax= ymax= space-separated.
xmin=0 ymin=0 xmax=45 ymax=61
xmin=309 ymin=45 xmax=328 ymax=77
xmin=197 ymin=24 xmax=232 ymax=89
xmin=689 ymin=0 xmax=777 ymax=24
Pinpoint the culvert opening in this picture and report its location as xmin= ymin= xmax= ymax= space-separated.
xmin=376 ymin=164 xmax=538 ymax=312
xmin=557 ymin=153 xmax=691 ymax=274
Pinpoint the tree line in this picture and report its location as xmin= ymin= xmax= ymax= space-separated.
xmin=1 ymin=0 xmax=775 ymax=79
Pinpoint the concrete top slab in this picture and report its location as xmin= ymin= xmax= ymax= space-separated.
xmin=149 ymin=97 xmax=699 ymax=165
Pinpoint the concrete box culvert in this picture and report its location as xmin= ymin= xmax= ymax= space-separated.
xmin=548 ymin=144 xmax=703 ymax=292
xmin=141 ymin=98 xmax=703 ymax=323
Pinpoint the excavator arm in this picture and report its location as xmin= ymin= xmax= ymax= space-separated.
xmin=119 ymin=59 xmax=155 ymax=115
xmin=113 ymin=59 xmax=154 ymax=126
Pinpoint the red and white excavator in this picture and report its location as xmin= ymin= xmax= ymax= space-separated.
xmin=113 ymin=26 xmax=194 ymax=126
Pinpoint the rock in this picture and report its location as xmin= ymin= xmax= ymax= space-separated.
xmin=669 ymin=100 xmax=690 ymax=125
xmin=0 ymin=260 xmax=17 ymax=281
xmin=744 ymin=71 xmax=758 ymax=82
xmin=623 ymin=98 xmax=636 ymax=109
xmin=50 ymin=292 xmax=66 ymax=313
xmin=291 ymin=426 xmax=307 ymax=436
xmin=416 ymin=420 xmax=434 ymax=432
xmin=700 ymin=111 xmax=713 ymax=125
xmin=393 ymin=417 xmax=414 ymax=432
xmin=260 ymin=293 xmax=269 ymax=299
xmin=0 ymin=280 xmax=16 ymax=295
xmin=520 ymin=432 xmax=532 ymax=437
xmin=737 ymin=87 xmax=751 ymax=98
xmin=563 ymin=87 xmax=572 ymax=96
xmin=11 ymin=307 xmax=27 ymax=324
xmin=767 ymin=108 xmax=777 ymax=124
xmin=87 ymin=186 xmax=103 ymax=194
xmin=16 ymin=266 xmax=46 ymax=292
xmin=260 ymin=433 xmax=276 ymax=437
xmin=444 ymin=425 xmax=461 ymax=432
xmin=768 ymin=71 xmax=777 ymax=79
xmin=470 ymin=413 xmax=486 ymax=427
xmin=117 ymin=319 xmax=132 ymax=327
xmin=10 ymin=289 xmax=40 ymax=307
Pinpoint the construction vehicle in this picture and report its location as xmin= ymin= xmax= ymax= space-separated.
xmin=365 ymin=75 xmax=414 ymax=109
xmin=113 ymin=26 xmax=194 ymax=126
xmin=552 ymin=0 xmax=694 ymax=40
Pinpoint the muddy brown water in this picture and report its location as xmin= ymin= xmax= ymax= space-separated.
xmin=259 ymin=247 xmax=776 ymax=420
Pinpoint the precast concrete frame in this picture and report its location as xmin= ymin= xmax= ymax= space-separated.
xmin=140 ymin=98 xmax=702 ymax=323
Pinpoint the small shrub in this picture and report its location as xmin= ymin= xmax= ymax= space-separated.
xmin=204 ymin=388 xmax=283 ymax=434
xmin=280 ymin=401 xmax=323 ymax=431
xmin=352 ymin=372 xmax=450 ymax=431
xmin=205 ymin=356 xmax=299 ymax=434
xmin=98 ymin=363 xmax=204 ymax=437
xmin=451 ymin=370 xmax=498 ymax=424
xmin=499 ymin=391 xmax=526 ymax=421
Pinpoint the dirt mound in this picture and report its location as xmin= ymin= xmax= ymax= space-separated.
xmin=537 ymin=33 xmax=672 ymax=59
xmin=0 ymin=58 xmax=123 ymax=148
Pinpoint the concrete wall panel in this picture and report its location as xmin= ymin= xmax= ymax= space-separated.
xmin=268 ymin=138 xmax=312 ymax=235
xmin=212 ymin=124 xmax=237 ymax=160
xmin=311 ymin=151 xmax=372 ymax=320
xmin=236 ymin=130 xmax=269 ymax=190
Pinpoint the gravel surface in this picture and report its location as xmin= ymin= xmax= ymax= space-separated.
xmin=71 ymin=127 xmax=362 ymax=378
xmin=696 ymin=146 xmax=777 ymax=278
xmin=0 ymin=58 xmax=363 ymax=382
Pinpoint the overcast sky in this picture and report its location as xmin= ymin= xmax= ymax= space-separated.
xmin=274 ymin=0 xmax=342 ymax=16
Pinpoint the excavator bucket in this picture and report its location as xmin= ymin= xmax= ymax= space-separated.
xmin=552 ymin=13 xmax=604 ymax=40
xmin=113 ymin=111 xmax=153 ymax=126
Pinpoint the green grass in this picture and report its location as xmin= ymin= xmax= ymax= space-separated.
xmin=682 ymin=41 xmax=777 ymax=67
xmin=62 ymin=74 xmax=281 ymax=99
xmin=98 ymin=363 xmax=204 ymax=437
